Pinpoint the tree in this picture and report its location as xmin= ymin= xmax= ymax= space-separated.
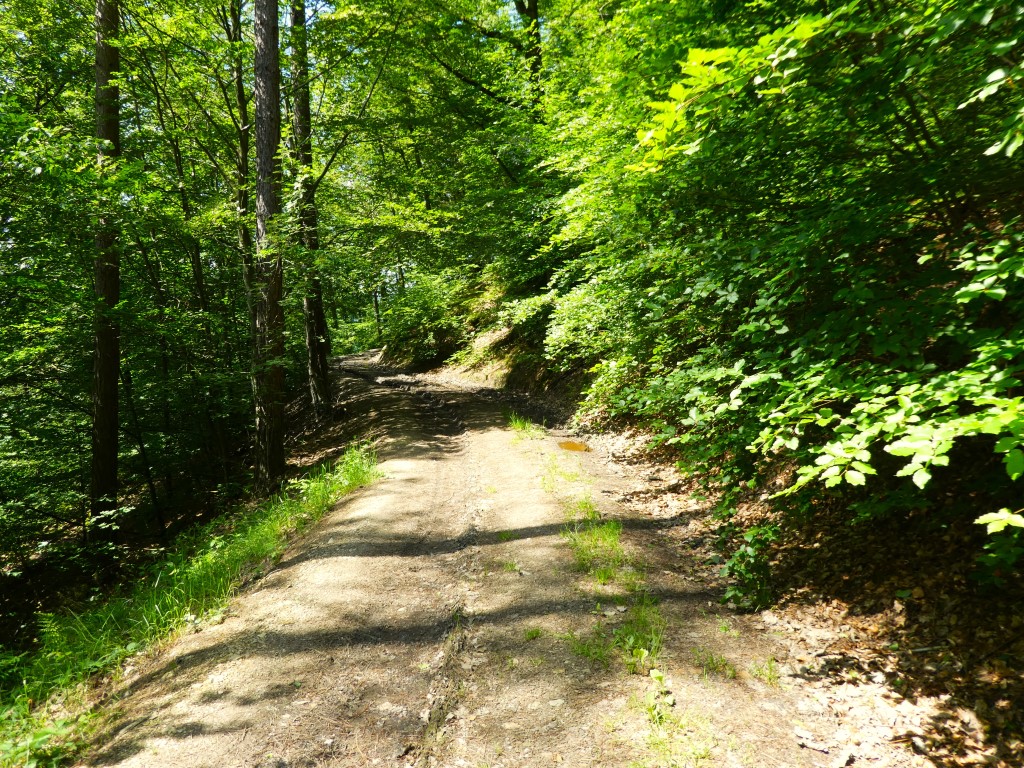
xmin=90 ymin=0 xmax=121 ymax=538
xmin=253 ymin=0 xmax=286 ymax=491
xmin=290 ymin=0 xmax=332 ymax=418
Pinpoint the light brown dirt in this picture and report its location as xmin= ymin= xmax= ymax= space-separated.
xmin=84 ymin=353 xmax=926 ymax=768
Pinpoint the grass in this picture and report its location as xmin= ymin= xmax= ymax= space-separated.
xmin=561 ymin=496 xmax=627 ymax=579
xmin=718 ymin=619 xmax=739 ymax=638
xmin=542 ymin=455 xmax=583 ymax=490
xmin=692 ymin=647 xmax=738 ymax=680
xmin=563 ymin=628 xmax=614 ymax=667
xmin=564 ymin=519 xmax=625 ymax=574
xmin=629 ymin=670 xmax=718 ymax=768
xmin=523 ymin=627 xmax=543 ymax=641
xmin=614 ymin=595 xmax=666 ymax=674
xmin=501 ymin=559 xmax=520 ymax=573
xmin=750 ymin=657 xmax=781 ymax=686
xmin=564 ymin=596 xmax=666 ymax=675
xmin=558 ymin=492 xmax=665 ymax=674
xmin=0 ymin=444 xmax=379 ymax=768
xmin=505 ymin=410 xmax=544 ymax=441
xmin=568 ymin=496 xmax=600 ymax=522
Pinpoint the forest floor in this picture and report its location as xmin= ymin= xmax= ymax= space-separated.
xmin=79 ymin=352 xmax=979 ymax=768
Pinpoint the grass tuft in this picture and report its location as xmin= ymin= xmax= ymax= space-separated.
xmin=613 ymin=594 xmax=665 ymax=674
xmin=505 ymin=411 xmax=545 ymax=440
xmin=0 ymin=443 xmax=379 ymax=768
xmin=750 ymin=657 xmax=780 ymax=686
xmin=692 ymin=647 xmax=737 ymax=679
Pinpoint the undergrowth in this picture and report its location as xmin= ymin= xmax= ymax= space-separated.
xmin=0 ymin=444 xmax=379 ymax=767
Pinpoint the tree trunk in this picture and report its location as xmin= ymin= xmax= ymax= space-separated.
xmin=91 ymin=0 xmax=121 ymax=538
xmin=372 ymin=288 xmax=382 ymax=344
xmin=291 ymin=0 xmax=332 ymax=418
xmin=224 ymin=0 xmax=257 ymax=334
xmin=513 ymin=0 xmax=542 ymax=96
xmin=253 ymin=0 xmax=286 ymax=492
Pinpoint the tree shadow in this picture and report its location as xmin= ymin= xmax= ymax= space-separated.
xmin=766 ymin=499 xmax=1024 ymax=766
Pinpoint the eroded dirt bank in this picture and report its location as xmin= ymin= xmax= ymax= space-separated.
xmin=85 ymin=354 xmax=927 ymax=768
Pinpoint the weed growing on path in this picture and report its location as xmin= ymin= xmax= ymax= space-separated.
xmin=750 ymin=657 xmax=780 ymax=686
xmin=614 ymin=595 xmax=665 ymax=674
xmin=562 ymin=496 xmax=627 ymax=578
xmin=542 ymin=454 xmax=583 ymax=492
xmin=505 ymin=410 xmax=544 ymax=441
xmin=564 ymin=519 xmax=625 ymax=573
xmin=629 ymin=670 xmax=718 ymax=768
xmin=692 ymin=647 xmax=738 ymax=679
xmin=558 ymin=492 xmax=667 ymax=674
xmin=0 ymin=444 xmax=379 ymax=768
xmin=718 ymin=619 xmax=740 ymax=638
xmin=563 ymin=627 xmax=614 ymax=667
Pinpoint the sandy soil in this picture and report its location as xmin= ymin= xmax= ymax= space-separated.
xmin=83 ymin=353 xmax=926 ymax=768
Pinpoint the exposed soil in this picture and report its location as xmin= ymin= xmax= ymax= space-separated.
xmin=83 ymin=353 xmax=934 ymax=768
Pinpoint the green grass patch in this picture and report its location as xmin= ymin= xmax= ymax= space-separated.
xmin=630 ymin=670 xmax=717 ymax=768
xmin=563 ymin=518 xmax=625 ymax=574
xmin=614 ymin=595 xmax=665 ymax=675
xmin=692 ymin=647 xmax=737 ymax=679
xmin=0 ymin=444 xmax=379 ymax=768
xmin=750 ymin=657 xmax=780 ymax=686
xmin=562 ymin=628 xmax=614 ymax=667
xmin=505 ymin=410 xmax=544 ymax=440
xmin=565 ymin=596 xmax=666 ymax=675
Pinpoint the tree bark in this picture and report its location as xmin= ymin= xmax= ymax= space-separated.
xmin=513 ymin=0 xmax=542 ymax=96
xmin=91 ymin=0 xmax=121 ymax=536
xmin=253 ymin=0 xmax=286 ymax=491
xmin=222 ymin=0 xmax=258 ymax=330
xmin=291 ymin=0 xmax=332 ymax=417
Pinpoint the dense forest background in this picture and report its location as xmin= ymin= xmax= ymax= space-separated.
xmin=2 ymin=0 xmax=1023 ymax=676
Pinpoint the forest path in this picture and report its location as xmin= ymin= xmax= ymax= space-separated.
xmin=85 ymin=353 xmax=921 ymax=768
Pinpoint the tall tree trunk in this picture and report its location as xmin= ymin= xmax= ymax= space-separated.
xmin=91 ymin=0 xmax=121 ymax=537
xmin=291 ymin=0 xmax=333 ymax=418
xmin=253 ymin=0 xmax=286 ymax=492
xmin=513 ymin=0 xmax=542 ymax=97
xmin=223 ymin=0 xmax=257 ymax=333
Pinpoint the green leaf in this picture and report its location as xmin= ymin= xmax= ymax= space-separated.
xmin=845 ymin=469 xmax=866 ymax=486
xmin=976 ymin=509 xmax=1024 ymax=534
xmin=1005 ymin=449 xmax=1024 ymax=481
xmin=912 ymin=468 xmax=931 ymax=489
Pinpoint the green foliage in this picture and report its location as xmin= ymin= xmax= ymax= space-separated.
xmin=717 ymin=525 xmax=778 ymax=611
xmin=379 ymin=272 xmax=471 ymax=366
xmin=975 ymin=508 xmax=1024 ymax=582
xmin=525 ymin=0 xmax=1024 ymax=602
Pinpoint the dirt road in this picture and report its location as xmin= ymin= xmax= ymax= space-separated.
xmin=86 ymin=355 xmax=923 ymax=768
